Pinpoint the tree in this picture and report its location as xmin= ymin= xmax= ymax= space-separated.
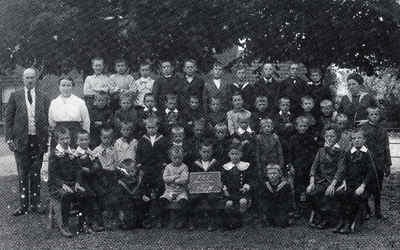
xmin=0 ymin=0 xmax=399 ymax=75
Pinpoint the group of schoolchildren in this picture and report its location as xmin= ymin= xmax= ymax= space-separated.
xmin=48 ymin=57 xmax=391 ymax=238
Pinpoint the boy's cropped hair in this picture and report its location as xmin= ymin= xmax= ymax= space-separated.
xmin=256 ymin=95 xmax=268 ymax=103
xmin=334 ymin=113 xmax=348 ymax=122
xmin=119 ymin=158 xmax=136 ymax=169
xmin=169 ymin=144 xmax=184 ymax=158
xmin=199 ymin=138 xmax=213 ymax=149
xmin=166 ymin=93 xmax=178 ymax=102
xmin=210 ymin=96 xmax=221 ymax=104
xmin=301 ymin=95 xmax=314 ymax=104
xmin=278 ymin=97 xmax=290 ymax=105
xmin=171 ymin=125 xmax=185 ymax=134
xmin=189 ymin=94 xmax=200 ymax=102
xmin=139 ymin=61 xmax=150 ymax=67
xmin=193 ymin=118 xmax=205 ymax=128
xmin=238 ymin=112 xmax=251 ymax=122
xmin=76 ymin=128 xmax=90 ymax=137
xmin=351 ymin=127 xmax=365 ymax=136
xmin=266 ymin=164 xmax=283 ymax=177
xmin=160 ymin=59 xmax=173 ymax=66
xmin=120 ymin=91 xmax=132 ymax=101
xmin=215 ymin=122 xmax=228 ymax=130
xmin=231 ymin=92 xmax=243 ymax=100
xmin=144 ymin=116 xmax=159 ymax=126
xmin=295 ymin=116 xmax=309 ymax=126
xmin=143 ymin=92 xmax=154 ymax=101
xmin=115 ymin=58 xmax=127 ymax=65
xmin=95 ymin=90 xmax=110 ymax=100
xmin=212 ymin=61 xmax=223 ymax=68
xmin=320 ymin=99 xmax=332 ymax=107
xmin=260 ymin=118 xmax=274 ymax=126
xmin=229 ymin=142 xmax=243 ymax=152
xmin=308 ymin=67 xmax=321 ymax=75
xmin=60 ymin=76 xmax=75 ymax=86
xmin=120 ymin=120 xmax=134 ymax=128
xmin=92 ymin=57 xmax=104 ymax=65
xmin=184 ymin=59 xmax=197 ymax=67
xmin=54 ymin=126 xmax=70 ymax=141
xmin=321 ymin=123 xmax=340 ymax=139
xmin=100 ymin=123 xmax=114 ymax=134
xmin=366 ymin=106 xmax=380 ymax=115
xmin=235 ymin=65 xmax=246 ymax=72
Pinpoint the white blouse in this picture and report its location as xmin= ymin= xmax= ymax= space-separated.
xmin=48 ymin=94 xmax=90 ymax=132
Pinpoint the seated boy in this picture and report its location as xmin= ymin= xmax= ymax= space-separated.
xmin=306 ymin=125 xmax=345 ymax=229
xmin=258 ymin=164 xmax=293 ymax=228
xmin=212 ymin=122 xmax=231 ymax=164
xmin=114 ymin=121 xmax=138 ymax=164
xmin=109 ymin=59 xmax=134 ymax=111
xmin=89 ymin=91 xmax=113 ymax=149
xmin=48 ymin=126 xmax=93 ymax=237
xmin=231 ymin=112 xmax=256 ymax=164
xmin=202 ymin=61 xmax=230 ymax=113
xmin=298 ymin=96 xmax=319 ymax=139
xmin=187 ymin=141 xmax=222 ymax=231
xmin=333 ymin=127 xmax=374 ymax=234
xmin=288 ymin=116 xmax=318 ymax=217
xmin=205 ymin=97 xmax=227 ymax=133
xmin=222 ymin=143 xmax=254 ymax=230
xmin=250 ymin=96 xmax=272 ymax=134
xmin=182 ymin=95 xmax=204 ymax=136
xmin=227 ymin=93 xmax=251 ymax=135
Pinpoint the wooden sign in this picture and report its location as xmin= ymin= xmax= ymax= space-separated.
xmin=189 ymin=172 xmax=222 ymax=194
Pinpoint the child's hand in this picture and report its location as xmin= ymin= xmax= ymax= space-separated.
xmin=355 ymin=184 xmax=365 ymax=196
xmin=94 ymin=121 xmax=102 ymax=126
xmin=142 ymin=195 xmax=150 ymax=202
xmin=289 ymin=164 xmax=295 ymax=176
xmin=240 ymin=184 xmax=250 ymax=193
xmin=75 ymin=183 xmax=86 ymax=192
xmin=150 ymin=190 xmax=156 ymax=199
xmin=306 ymin=183 xmax=315 ymax=194
xmin=285 ymin=123 xmax=293 ymax=128
xmin=336 ymin=180 xmax=346 ymax=192
xmin=226 ymin=200 xmax=233 ymax=208
xmin=62 ymin=184 xmax=74 ymax=193
xmin=325 ymin=184 xmax=335 ymax=196
xmin=223 ymin=185 xmax=230 ymax=196
xmin=241 ymin=140 xmax=249 ymax=146
xmin=82 ymin=167 xmax=90 ymax=172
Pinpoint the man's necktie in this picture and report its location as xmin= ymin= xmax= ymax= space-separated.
xmin=27 ymin=90 xmax=32 ymax=105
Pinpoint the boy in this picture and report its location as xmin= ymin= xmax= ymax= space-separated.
xmin=305 ymin=67 xmax=332 ymax=107
xmin=177 ymin=59 xmax=204 ymax=113
xmin=152 ymin=60 xmax=179 ymax=110
xmin=75 ymin=129 xmax=105 ymax=232
xmin=89 ymin=91 xmax=113 ymax=149
xmin=333 ymin=128 xmax=374 ymax=234
xmin=231 ymin=113 xmax=256 ymax=164
xmin=273 ymin=97 xmax=295 ymax=167
xmin=250 ymin=96 xmax=272 ymax=134
xmin=361 ymin=107 xmax=391 ymax=219
xmin=288 ymin=116 xmax=318 ymax=217
xmin=130 ymin=62 xmax=154 ymax=109
xmin=280 ymin=63 xmax=307 ymax=115
xmin=318 ymin=99 xmax=337 ymax=128
xmin=298 ymin=96 xmax=319 ymax=138
xmin=160 ymin=93 xmax=182 ymax=136
xmin=107 ymin=158 xmax=148 ymax=230
xmin=187 ymin=141 xmax=222 ymax=231
xmin=186 ymin=119 xmax=206 ymax=165
xmin=227 ymin=93 xmax=251 ymax=135
xmin=258 ymin=164 xmax=293 ymax=228
xmin=113 ymin=92 xmax=138 ymax=131
xmin=114 ymin=121 xmax=138 ymax=164
xmin=335 ymin=113 xmax=352 ymax=151
xmin=256 ymin=118 xmax=284 ymax=180
xmin=83 ymin=57 xmax=111 ymax=108
xmin=205 ymin=97 xmax=227 ymax=133
xmin=228 ymin=66 xmax=255 ymax=111
xmin=48 ymin=127 xmax=92 ymax=237
xmin=203 ymin=61 xmax=230 ymax=113
xmin=109 ymin=59 xmax=134 ymax=111
xmin=222 ymin=143 xmax=254 ymax=229
xmin=306 ymin=125 xmax=345 ymax=229
xmin=137 ymin=93 xmax=160 ymax=134
xmin=182 ymin=95 xmax=204 ymax=136
xmin=212 ymin=123 xmax=231 ymax=164
xmin=137 ymin=117 xmax=169 ymax=228
xmin=253 ymin=63 xmax=281 ymax=113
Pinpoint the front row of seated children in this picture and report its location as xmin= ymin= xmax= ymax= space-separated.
xmin=48 ymin=106 xmax=389 ymax=237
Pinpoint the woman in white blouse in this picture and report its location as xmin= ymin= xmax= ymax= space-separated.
xmin=48 ymin=77 xmax=90 ymax=148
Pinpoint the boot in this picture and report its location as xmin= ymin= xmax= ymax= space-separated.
xmin=316 ymin=216 xmax=328 ymax=229
xmin=374 ymin=200 xmax=382 ymax=219
xmin=339 ymin=218 xmax=351 ymax=234
xmin=332 ymin=217 xmax=345 ymax=233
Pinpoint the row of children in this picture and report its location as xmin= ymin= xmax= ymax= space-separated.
xmin=48 ymin=94 xmax=391 ymax=237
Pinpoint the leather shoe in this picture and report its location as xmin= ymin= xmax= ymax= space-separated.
xmin=60 ymin=225 xmax=74 ymax=238
xmin=12 ymin=208 xmax=27 ymax=216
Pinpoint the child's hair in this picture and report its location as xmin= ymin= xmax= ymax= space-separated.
xmin=184 ymin=59 xmax=197 ymax=68
xmin=95 ymin=90 xmax=110 ymax=101
xmin=260 ymin=118 xmax=274 ymax=127
xmin=54 ymin=126 xmax=70 ymax=142
xmin=144 ymin=116 xmax=159 ymax=126
xmin=320 ymin=99 xmax=333 ymax=108
xmin=139 ymin=61 xmax=150 ymax=68
xmin=215 ymin=122 xmax=228 ymax=131
xmin=165 ymin=93 xmax=178 ymax=103
xmin=278 ymin=97 xmax=290 ymax=105
xmin=169 ymin=145 xmax=184 ymax=159
xmin=229 ymin=142 xmax=243 ymax=152
xmin=100 ymin=124 xmax=114 ymax=136
xmin=235 ymin=65 xmax=246 ymax=72
xmin=115 ymin=58 xmax=127 ymax=65
xmin=295 ymin=116 xmax=309 ymax=126
xmin=120 ymin=120 xmax=134 ymax=129
xmin=92 ymin=57 xmax=104 ymax=66
xmin=210 ymin=96 xmax=221 ymax=104
xmin=255 ymin=95 xmax=268 ymax=104
xmin=119 ymin=158 xmax=136 ymax=170
xmin=301 ymin=95 xmax=314 ymax=105
xmin=366 ymin=106 xmax=380 ymax=115
xmin=351 ymin=127 xmax=365 ymax=137
xmin=266 ymin=164 xmax=283 ymax=177
xmin=238 ymin=112 xmax=251 ymax=122
xmin=171 ymin=125 xmax=185 ymax=135
xmin=59 ymin=76 xmax=75 ymax=86
xmin=189 ymin=94 xmax=200 ymax=102
xmin=308 ymin=67 xmax=321 ymax=75
xmin=322 ymin=123 xmax=340 ymax=139
xmin=120 ymin=92 xmax=132 ymax=102
xmin=143 ymin=92 xmax=154 ymax=102
xmin=193 ymin=118 xmax=205 ymax=128
xmin=232 ymin=92 xmax=243 ymax=101
xmin=76 ymin=128 xmax=89 ymax=138
xmin=212 ymin=61 xmax=223 ymax=69
xmin=160 ymin=59 xmax=173 ymax=66
xmin=334 ymin=113 xmax=348 ymax=123
xmin=199 ymin=139 xmax=213 ymax=149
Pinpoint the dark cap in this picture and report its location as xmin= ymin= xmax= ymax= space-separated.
xmin=347 ymin=73 xmax=364 ymax=85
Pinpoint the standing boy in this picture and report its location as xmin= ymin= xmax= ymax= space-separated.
xmin=202 ymin=61 xmax=230 ymax=113
xmin=83 ymin=58 xmax=111 ymax=109
xmin=152 ymin=60 xmax=179 ymax=110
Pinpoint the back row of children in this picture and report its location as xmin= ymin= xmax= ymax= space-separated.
xmin=50 ymin=57 xmax=391 ymax=236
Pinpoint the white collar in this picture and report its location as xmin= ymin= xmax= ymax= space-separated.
xmin=173 ymin=142 xmax=183 ymax=146
xmin=279 ymin=110 xmax=290 ymax=116
xmin=76 ymin=146 xmax=86 ymax=154
xmin=324 ymin=143 xmax=340 ymax=149
xmin=143 ymin=107 xmax=157 ymax=112
xmin=233 ymin=82 xmax=249 ymax=89
xmin=350 ymin=145 xmax=368 ymax=154
xmin=24 ymin=87 xmax=35 ymax=93
xmin=223 ymin=161 xmax=250 ymax=171
xmin=164 ymin=75 xmax=172 ymax=78
xmin=263 ymin=77 xmax=273 ymax=83
xmin=238 ymin=127 xmax=252 ymax=135
xmin=56 ymin=144 xmax=71 ymax=153
xmin=165 ymin=108 xmax=178 ymax=114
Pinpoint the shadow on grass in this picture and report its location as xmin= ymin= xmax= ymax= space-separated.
xmin=1 ymin=175 xmax=400 ymax=250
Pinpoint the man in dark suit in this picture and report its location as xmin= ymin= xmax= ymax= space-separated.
xmin=280 ymin=63 xmax=308 ymax=115
xmin=5 ymin=68 xmax=50 ymax=216
xmin=253 ymin=63 xmax=282 ymax=113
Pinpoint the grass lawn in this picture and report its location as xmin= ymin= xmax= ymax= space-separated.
xmin=1 ymin=174 xmax=400 ymax=250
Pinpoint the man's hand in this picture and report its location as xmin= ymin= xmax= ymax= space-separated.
xmin=75 ymin=183 xmax=86 ymax=192
xmin=306 ymin=183 xmax=315 ymax=194
xmin=142 ymin=195 xmax=150 ymax=202
xmin=355 ymin=184 xmax=365 ymax=196
xmin=325 ymin=184 xmax=336 ymax=196
xmin=62 ymin=184 xmax=74 ymax=193
xmin=336 ymin=181 xmax=346 ymax=192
